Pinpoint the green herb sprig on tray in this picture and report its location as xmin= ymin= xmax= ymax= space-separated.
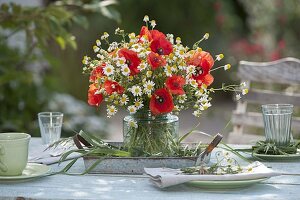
xmin=252 ymin=140 xmax=300 ymax=155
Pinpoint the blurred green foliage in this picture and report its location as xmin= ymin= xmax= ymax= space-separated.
xmin=1 ymin=0 xmax=300 ymax=135
xmin=0 ymin=0 xmax=119 ymax=133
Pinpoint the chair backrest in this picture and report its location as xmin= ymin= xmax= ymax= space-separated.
xmin=229 ymin=57 xmax=300 ymax=143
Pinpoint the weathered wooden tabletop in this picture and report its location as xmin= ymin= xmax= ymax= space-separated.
xmin=0 ymin=138 xmax=300 ymax=200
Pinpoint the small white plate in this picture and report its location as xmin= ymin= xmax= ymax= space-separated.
xmin=0 ymin=163 xmax=50 ymax=182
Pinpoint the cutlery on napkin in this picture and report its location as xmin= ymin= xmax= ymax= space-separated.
xmin=28 ymin=146 xmax=80 ymax=165
xmin=144 ymin=161 xmax=281 ymax=188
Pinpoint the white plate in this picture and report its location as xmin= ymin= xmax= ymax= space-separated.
xmin=0 ymin=163 xmax=50 ymax=182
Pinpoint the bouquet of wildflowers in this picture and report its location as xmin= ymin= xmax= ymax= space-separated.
xmin=82 ymin=16 xmax=247 ymax=156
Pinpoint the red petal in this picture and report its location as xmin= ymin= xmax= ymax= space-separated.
xmin=139 ymin=26 xmax=152 ymax=42
xmin=104 ymin=80 xmax=124 ymax=95
xmin=89 ymin=65 xmax=104 ymax=82
xmin=147 ymin=52 xmax=166 ymax=70
xmin=88 ymin=84 xmax=103 ymax=106
xmin=150 ymin=37 xmax=173 ymax=55
xmin=118 ymin=48 xmax=141 ymax=75
xmin=150 ymin=30 xmax=166 ymax=40
xmin=165 ymin=75 xmax=185 ymax=95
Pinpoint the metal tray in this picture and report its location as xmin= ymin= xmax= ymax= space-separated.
xmin=83 ymin=156 xmax=197 ymax=174
xmin=83 ymin=142 xmax=206 ymax=175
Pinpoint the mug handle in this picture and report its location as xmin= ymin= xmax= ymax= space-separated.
xmin=0 ymin=144 xmax=8 ymax=172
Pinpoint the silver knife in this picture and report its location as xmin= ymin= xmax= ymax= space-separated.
xmin=196 ymin=133 xmax=223 ymax=166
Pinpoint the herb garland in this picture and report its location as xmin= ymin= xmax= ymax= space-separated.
xmin=252 ymin=140 xmax=300 ymax=155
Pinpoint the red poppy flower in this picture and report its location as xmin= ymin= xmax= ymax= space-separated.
xmin=89 ymin=65 xmax=105 ymax=82
xmin=165 ymin=75 xmax=186 ymax=95
xmin=147 ymin=52 xmax=167 ymax=70
xmin=150 ymin=88 xmax=174 ymax=115
xmin=104 ymin=80 xmax=124 ymax=95
xmin=118 ymin=48 xmax=141 ymax=75
xmin=150 ymin=30 xmax=166 ymax=40
xmin=188 ymin=51 xmax=215 ymax=87
xmin=139 ymin=26 xmax=152 ymax=41
xmin=150 ymin=37 xmax=173 ymax=55
xmin=88 ymin=84 xmax=103 ymax=106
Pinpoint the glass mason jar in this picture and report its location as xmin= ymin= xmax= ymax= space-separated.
xmin=123 ymin=110 xmax=179 ymax=156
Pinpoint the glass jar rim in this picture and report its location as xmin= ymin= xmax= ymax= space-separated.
xmin=38 ymin=112 xmax=63 ymax=117
xmin=261 ymin=104 xmax=293 ymax=109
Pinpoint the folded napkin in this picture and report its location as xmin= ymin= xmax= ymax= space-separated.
xmin=28 ymin=146 xmax=81 ymax=165
xmin=144 ymin=161 xmax=281 ymax=188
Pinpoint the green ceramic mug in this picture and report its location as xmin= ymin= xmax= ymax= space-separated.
xmin=0 ymin=133 xmax=31 ymax=176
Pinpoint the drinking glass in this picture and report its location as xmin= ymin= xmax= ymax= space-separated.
xmin=38 ymin=112 xmax=63 ymax=145
xmin=262 ymin=104 xmax=293 ymax=146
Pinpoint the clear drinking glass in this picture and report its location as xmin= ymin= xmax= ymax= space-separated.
xmin=262 ymin=104 xmax=293 ymax=146
xmin=38 ymin=112 xmax=63 ymax=145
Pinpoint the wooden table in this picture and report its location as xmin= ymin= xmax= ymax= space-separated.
xmin=0 ymin=138 xmax=300 ymax=200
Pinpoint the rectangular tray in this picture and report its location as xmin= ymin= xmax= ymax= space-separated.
xmin=83 ymin=142 xmax=204 ymax=174
xmin=83 ymin=156 xmax=197 ymax=174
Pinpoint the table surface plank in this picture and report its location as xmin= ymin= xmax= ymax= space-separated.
xmin=0 ymin=138 xmax=300 ymax=200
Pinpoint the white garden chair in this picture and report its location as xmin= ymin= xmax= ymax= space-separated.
xmin=227 ymin=57 xmax=300 ymax=144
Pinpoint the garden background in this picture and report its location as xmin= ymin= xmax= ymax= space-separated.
xmin=1 ymin=0 xmax=299 ymax=142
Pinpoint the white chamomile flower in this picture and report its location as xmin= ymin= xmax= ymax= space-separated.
xmin=108 ymin=42 xmax=118 ymax=52
xmin=240 ymin=82 xmax=246 ymax=87
xmin=140 ymin=35 xmax=148 ymax=43
xmin=128 ymin=119 xmax=138 ymax=128
xmin=176 ymin=37 xmax=181 ymax=44
xmin=82 ymin=56 xmax=89 ymax=65
xmin=134 ymin=99 xmax=144 ymax=109
xmin=101 ymin=32 xmax=109 ymax=40
xmin=107 ymin=105 xmax=117 ymax=118
xmin=138 ymin=62 xmax=147 ymax=71
xmin=236 ymin=94 xmax=241 ymax=101
xmin=146 ymin=71 xmax=152 ymax=77
xmin=128 ymin=32 xmax=136 ymax=39
xmin=93 ymin=46 xmax=100 ymax=53
xmin=178 ymin=94 xmax=187 ymax=104
xmin=121 ymin=65 xmax=131 ymax=76
xmin=216 ymin=54 xmax=224 ymax=61
xmin=97 ymin=54 xmax=105 ymax=60
xmin=116 ymin=57 xmax=126 ymax=67
xmin=127 ymin=105 xmax=137 ymax=114
xmin=224 ymin=64 xmax=231 ymax=70
xmin=143 ymin=15 xmax=149 ymax=22
xmin=120 ymin=94 xmax=129 ymax=105
xmin=96 ymin=39 xmax=101 ymax=46
xmin=164 ymin=66 xmax=173 ymax=77
xmin=242 ymin=89 xmax=249 ymax=95
xmin=174 ymin=105 xmax=180 ymax=111
xmin=186 ymin=65 xmax=196 ymax=74
xmin=203 ymin=33 xmax=209 ymax=40
xmin=244 ymin=166 xmax=253 ymax=173
xmin=189 ymin=79 xmax=198 ymax=88
xmin=150 ymin=20 xmax=156 ymax=28
xmin=166 ymin=34 xmax=174 ymax=44
xmin=193 ymin=110 xmax=201 ymax=117
xmin=131 ymin=44 xmax=142 ymax=52
xmin=130 ymin=85 xmax=142 ymax=96
xmin=178 ymin=64 xmax=186 ymax=70
xmin=143 ymin=80 xmax=155 ymax=94
xmin=195 ymin=90 xmax=203 ymax=97
xmin=200 ymin=102 xmax=211 ymax=110
xmin=115 ymin=27 xmax=124 ymax=35
xmin=103 ymin=64 xmax=114 ymax=76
